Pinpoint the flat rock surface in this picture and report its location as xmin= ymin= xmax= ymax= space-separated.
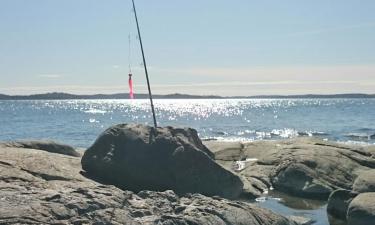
xmin=205 ymin=138 xmax=375 ymax=199
xmin=1 ymin=140 xmax=81 ymax=157
xmin=0 ymin=145 xmax=296 ymax=225
xmin=204 ymin=141 xmax=245 ymax=161
xmin=352 ymin=169 xmax=375 ymax=193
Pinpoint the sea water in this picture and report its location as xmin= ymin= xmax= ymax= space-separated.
xmin=1 ymin=98 xmax=374 ymax=148
xmin=253 ymin=191 xmax=346 ymax=225
xmin=1 ymin=98 xmax=373 ymax=225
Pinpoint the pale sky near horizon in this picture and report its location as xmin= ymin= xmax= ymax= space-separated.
xmin=1 ymin=0 xmax=375 ymax=96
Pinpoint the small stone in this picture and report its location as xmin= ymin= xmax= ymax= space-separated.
xmin=288 ymin=215 xmax=315 ymax=225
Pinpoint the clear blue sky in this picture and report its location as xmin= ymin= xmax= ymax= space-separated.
xmin=1 ymin=0 xmax=375 ymax=96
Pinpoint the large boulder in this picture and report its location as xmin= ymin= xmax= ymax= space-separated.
xmin=81 ymin=124 xmax=243 ymax=199
xmin=0 ymin=141 xmax=296 ymax=225
xmin=347 ymin=192 xmax=375 ymax=225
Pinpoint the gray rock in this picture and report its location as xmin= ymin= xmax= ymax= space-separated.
xmin=0 ymin=144 xmax=296 ymax=225
xmin=327 ymin=167 xmax=375 ymax=222
xmin=206 ymin=138 xmax=375 ymax=225
xmin=273 ymin=162 xmax=332 ymax=198
xmin=204 ymin=141 xmax=245 ymax=161
xmin=2 ymin=140 xmax=80 ymax=157
xmin=352 ymin=169 xmax=375 ymax=193
xmin=82 ymin=124 xmax=243 ymax=199
xmin=205 ymin=138 xmax=375 ymax=199
xmin=288 ymin=215 xmax=315 ymax=225
xmin=347 ymin=192 xmax=375 ymax=225
xmin=327 ymin=189 xmax=356 ymax=220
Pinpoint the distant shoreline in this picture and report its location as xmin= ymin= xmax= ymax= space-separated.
xmin=0 ymin=92 xmax=374 ymax=100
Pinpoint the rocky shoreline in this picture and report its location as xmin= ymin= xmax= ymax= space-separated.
xmin=1 ymin=124 xmax=374 ymax=225
xmin=205 ymin=138 xmax=375 ymax=197
xmin=205 ymin=138 xmax=375 ymax=225
xmin=0 ymin=141 xmax=295 ymax=225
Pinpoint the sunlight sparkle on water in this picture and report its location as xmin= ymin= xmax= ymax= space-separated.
xmin=1 ymin=98 xmax=374 ymax=147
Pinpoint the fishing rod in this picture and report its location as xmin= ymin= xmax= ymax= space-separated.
xmin=131 ymin=0 xmax=158 ymax=128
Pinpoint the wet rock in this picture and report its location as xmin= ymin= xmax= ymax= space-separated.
xmin=82 ymin=124 xmax=243 ymax=199
xmin=347 ymin=192 xmax=375 ymax=225
xmin=2 ymin=140 xmax=80 ymax=157
xmin=0 ymin=144 xmax=297 ymax=225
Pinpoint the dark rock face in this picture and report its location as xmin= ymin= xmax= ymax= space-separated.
xmin=2 ymin=140 xmax=80 ymax=157
xmin=327 ymin=189 xmax=356 ymax=220
xmin=82 ymin=124 xmax=243 ymax=199
xmin=0 ymin=144 xmax=296 ymax=225
xmin=347 ymin=192 xmax=375 ymax=225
